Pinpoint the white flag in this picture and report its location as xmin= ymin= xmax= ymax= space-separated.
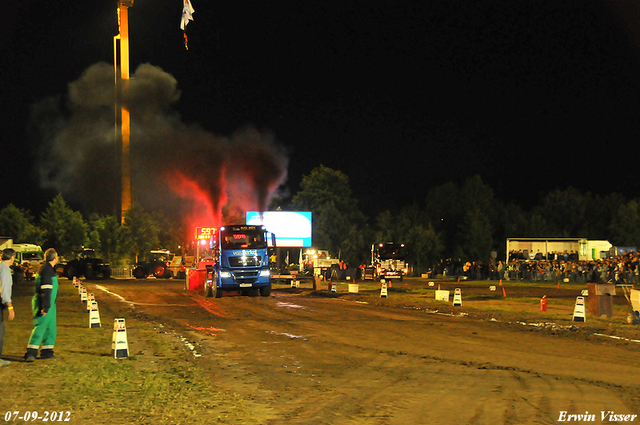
xmin=180 ymin=0 xmax=195 ymax=31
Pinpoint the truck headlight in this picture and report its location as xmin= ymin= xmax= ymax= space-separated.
xmin=220 ymin=271 xmax=232 ymax=278
xmin=260 ymin=270 xmax=270 ymax=277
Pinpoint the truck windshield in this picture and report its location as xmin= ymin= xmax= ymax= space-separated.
xmin=377 ymin=244 xmax=406 ymax=260
xmin=23 ymin=252 xmax=44 ymax=261
xmin=221 ymin=230 xmax=266 ymax=250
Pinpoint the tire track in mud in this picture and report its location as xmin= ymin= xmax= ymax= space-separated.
xmin=276 ymin=335 xmax=634 ymax=424
xmin=243 ymin=298 xmax=636 ymax=424
xmin=91 ymin=281 xmax=640 ymax=424
xmin=199 ymin=323 xmax=631 ymax=423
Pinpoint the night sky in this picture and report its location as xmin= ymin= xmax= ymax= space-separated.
xmin=2 ymin=0 xmax=640 ymax=220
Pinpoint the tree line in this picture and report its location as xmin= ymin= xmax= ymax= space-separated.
xmin=288 ymin=166 xmax=640 ymax=275
xmin=0 ymin=194 xmax=182 ymax=265
xmin=2 ymin=166 xmax=638 ymax=274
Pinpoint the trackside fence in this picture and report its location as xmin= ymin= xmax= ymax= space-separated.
xmin=110 ymin=266 xmax=133 ymax=278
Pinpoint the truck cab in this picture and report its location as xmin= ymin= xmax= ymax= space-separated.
xmin=204 ymin=225 xmax=274 ymax=297
xmin=372 ymin=242 xmax=408 ymax=281
xmin=12 ymin=243 xmax=44 ymax=281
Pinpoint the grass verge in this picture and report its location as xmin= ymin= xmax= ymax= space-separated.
xmin=0 ymin=280 xmax=265 ymax=424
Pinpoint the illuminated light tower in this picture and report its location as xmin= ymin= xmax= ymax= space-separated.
xmin=114 ymin=0 xmax=133 ymax=223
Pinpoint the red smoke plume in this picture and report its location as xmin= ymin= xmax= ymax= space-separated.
xmin=166 ymin=171 xmax=226 ymax=230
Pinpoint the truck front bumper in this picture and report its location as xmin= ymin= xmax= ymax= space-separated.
xmin=218 ymin=269 xmax=271 ymax=289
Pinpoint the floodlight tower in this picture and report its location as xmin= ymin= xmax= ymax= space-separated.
xmin=115 ymin=0 xmax=133 ymax=223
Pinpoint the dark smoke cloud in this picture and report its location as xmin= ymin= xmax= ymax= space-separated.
xmin=33 ymin=62 xmax=289 ymax=222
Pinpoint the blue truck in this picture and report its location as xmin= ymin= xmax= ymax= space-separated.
xmin=204 ymin=225 xmax=274 ymax=298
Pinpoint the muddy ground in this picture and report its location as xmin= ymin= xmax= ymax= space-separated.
xmin=71 ymin=276 xmax=640 ymax=425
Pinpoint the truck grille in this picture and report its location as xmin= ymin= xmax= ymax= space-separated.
xmin=234 ymin=270 xmax=259 ymax=285
xmin=228 ymin=256 xmax=263 ymax=267
xmin=381 ymin=260 xmax=403 ymax=270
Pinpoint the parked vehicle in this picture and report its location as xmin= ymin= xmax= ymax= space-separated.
xmin=63 ymin=248 xmax=111 ymax=279
xmin=13 ymin=243 xmax=45 ymax=281
xmin=367 ymin=243 xmax=408 ymax=281
xmin=0 ymin=238 xmax=44 ymax=282
xmin=133 ymin=250 xmax=174 ymax=279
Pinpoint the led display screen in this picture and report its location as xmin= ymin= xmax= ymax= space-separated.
xmin=246 ymin=211 xmax=312 ymax=247
xmin=195 ymin=227 xmax=216 ymax=240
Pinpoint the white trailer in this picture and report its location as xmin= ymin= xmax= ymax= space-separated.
xmin=506 ymin=238 xmax=612 ymax=262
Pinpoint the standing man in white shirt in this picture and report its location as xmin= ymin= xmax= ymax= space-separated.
xmin=0 ymin=248 xmax=16 ymax=366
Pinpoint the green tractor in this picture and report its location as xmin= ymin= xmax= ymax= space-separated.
xmin=63 ymin=248 xmax=111 ymax=280
xmin=132 ymin=250 xmax=174 ymax=279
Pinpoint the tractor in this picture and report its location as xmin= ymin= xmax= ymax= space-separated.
xmin=132 ymin=250 xmax=174 ymax=279
xmin=63 ymin=248 xmax=111 ymax=279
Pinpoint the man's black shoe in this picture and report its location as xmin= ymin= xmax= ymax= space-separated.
xmin=39 ymin=354 xmax=59 ymax=360
xmin=25 ymin=355 xmax=35 ymax=363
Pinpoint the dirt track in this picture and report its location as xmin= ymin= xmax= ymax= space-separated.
xmin=89 ymin=278 xmax=640 ymax=424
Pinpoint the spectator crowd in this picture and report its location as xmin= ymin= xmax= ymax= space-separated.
xmin=431 ymin=250 xmax=639 ymax=284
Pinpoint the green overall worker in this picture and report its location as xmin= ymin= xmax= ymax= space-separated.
xmin=24 ymin=248 xmax=59 ymax=362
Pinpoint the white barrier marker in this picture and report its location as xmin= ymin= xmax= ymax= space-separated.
xmin=86 ymin=293 xmax=95 ymax=313
xmin=380 ymin=280 xmax=388 ymax=298
xmin=453 ymin=288 xmax=462 ymax=307
xmin=573 ymin=296 xmax=586 ymax=322
xmin=89 ymin=301 xmax=101 ymax=328
xmin=112 ymin=318 xmax=129 ymax=359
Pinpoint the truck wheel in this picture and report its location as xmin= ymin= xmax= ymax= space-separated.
xmin=86 ymin=265 xmax=94 ymax=280
xmin=65 ymin=265 xmax=76 ymax=280
xmin=259 ymin=284 xmax=272 ymax=297
xmin=211 ymin=271 xmax=222 ymax=297
xmin=133 ymin=266 xmax=147 ymax=279
xmin=103 ymin=268 xmax=111 ymax=279
xmin=204 ymin=282 xmax=213 ymax=297
xmin=153 ymin=264 xmax=167 ymax=278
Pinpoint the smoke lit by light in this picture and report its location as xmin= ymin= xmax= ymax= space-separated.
xmin=32 ymin=62 xmax=289 ymax=236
